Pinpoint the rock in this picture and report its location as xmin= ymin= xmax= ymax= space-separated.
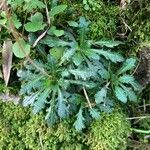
xmin=135 ymin=46 xmax=150 ymax=86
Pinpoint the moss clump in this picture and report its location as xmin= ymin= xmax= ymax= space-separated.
xmin=0 ymin=101 xmax=87 ymax=150
xmin=0 ymin=101 xmax=30 ymax=150
xmin=124 ymin=1 xmax=150 ymax=42
xmin=0 ymin=101 xmax=131 ymax=150
xmin=86 ymin=109 xmax=131 ymax=150
xmin=88 ymin=5 xmax=119 ymax=40
xmin=59 ymin=0 xmax=120 ymax=40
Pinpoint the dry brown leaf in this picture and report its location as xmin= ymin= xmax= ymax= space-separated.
xmin=2 ymin=39 xmax=13 ymax=86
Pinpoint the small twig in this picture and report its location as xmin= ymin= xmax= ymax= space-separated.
xmin=22 ymin=12 xmax=28 ymax=35
xmin=85 ymin=103 xmax=96 ymax=108
xmin=143 ymin=99 xmax=146 ymax=112
xmin=38 ymin=131 xmax=44 ymax=150
xmin=83 ymin=87 xmax=92 ymax=109
xmin=144 ymin=135 xmax=150 ymax=139
xmin=132 ymin=54 xmax=141 ymax=75
xmin=127 ymin=115 xmax=150 ymax=120
xmin=138 ymin=104 xmax=150 ymax=108
xmin=33 ymin=0 xmax=50 ymax=48
xmin=33 ymin=28 xmax=49 ymax=48
xmin=44 ymin=0 xmax=50 ymax=26
xmin=121 ymin=18 xmax=132 ymax=32
xmin=132 ymin=128 xmax=150 ymax=134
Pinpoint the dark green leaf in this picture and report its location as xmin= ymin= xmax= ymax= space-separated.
xmin=74 ymin=108 xmax=85 ymax=131
xmin=95 ymin=86 xmax=107 ymax=104
xmin=69 ymin=69 xmax=94 ymax=80
xmin=41 ymin=36 xmax=69 ymax=47
xmin=121 ymin=85 xmax=137 ymax=102
xmin=85 ymin=50 xmax=100 ymax=60
xmin=115 ymin=86 xmax=127 ymax=103
xmin=67 ymin=80 xmax=96 ymax=89
xmin=130 ymin=81 xmax=142 ymax=91
xmin=118 ymin=58 xmax=136 ymax=74
xmin=92 ymin=49 xmax=124 ymax=63
xmin=33 ymin=88 xmax=51 ymax=114
xmin=118 ymin=75 xmax=135 ymax=84
xmin=23 ymin=92 xmax=39 ymax=107
xmin=89 ymin=108 xmax=100 ymax=119
xmin=60 ymin=48 xmax=76 ymax=64
xmin=94 ymin=40 xmax=123 ymax=48
xmin=72 ymin=53 xmax=83 ymax=66
xmin=98 ymin=69 xmax=110 ymax=80
xmin=57 ymin=89 xmax=68 ymax=118
xmin=46 ymin=107 xmax=58 ymax=126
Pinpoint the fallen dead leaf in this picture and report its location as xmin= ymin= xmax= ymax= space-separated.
xmin=2 ymin=39 xmax=13 ymax=86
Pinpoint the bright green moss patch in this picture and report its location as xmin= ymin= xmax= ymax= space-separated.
xmin=0 ymin=101 xmax=131 ymax=150
xmin=86 ymin=109 xmax=131 ymax=150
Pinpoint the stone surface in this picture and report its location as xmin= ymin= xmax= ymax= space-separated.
xmin=135 ymin=47 xmax=150 ymax=86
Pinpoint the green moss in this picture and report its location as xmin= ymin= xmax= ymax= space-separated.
xmin=88 ymin=5 xmax=119 ymax=40
xmin=0 ymin=102 xmax=30 ymax=150
xmin=59 ymin=0 xmax=120 ymax=40
xmin=0 ymin=101 xmax=130 ymax=150
xmin=86 ymin=109 xmax=131 ymax=150
xmin=124 ymin=1 xmax=150 ymax=42
xmin=0 ymin=101 xmax=87 ymax=150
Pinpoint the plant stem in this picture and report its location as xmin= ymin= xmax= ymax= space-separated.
xmin=132 ymin=128 xmax=150 ymax=134
xmin=83 ymin=87 xmax=92 ymax=109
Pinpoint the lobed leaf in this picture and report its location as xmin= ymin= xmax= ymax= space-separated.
xmin=121 ymin=85 xmax=137 ymax=102
xmin=89 ymin=108 xmax=100 ymax=119
xmin=23 ymin=0 xmax=45 ymax=12
xmin=23 ymin=92 xmax=39 ymax=107
xmin=118 ymin=75 xmax=135 ymax=84
xmin=69 ymin=69 xmax=94 ymax=80
xmin=57 ymin=89 xmax=68 ymax=118
xmin=24 ymin=12 xmax=45 ymax=32
xmin=46 ymin=107 xmax=58 ymax=126
xmin=95 ymin=86 xmax=107 ymax=104
xmin=115 ymin=86 xmax=127 ymax=103
xmin=92 ymin=49 xmax=124 ymax=63
xmin=33 ymin=88 xmax=51 ymax=114
xmin=74 ymin=108 xmax=85 ymax=131
xmin=118 ymin=58 xmax=136 ymax=74
xmin=60 ymin=48 xmax=76 ymax=64
xmin=94 ymin=40 xmax=123 ymax=48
